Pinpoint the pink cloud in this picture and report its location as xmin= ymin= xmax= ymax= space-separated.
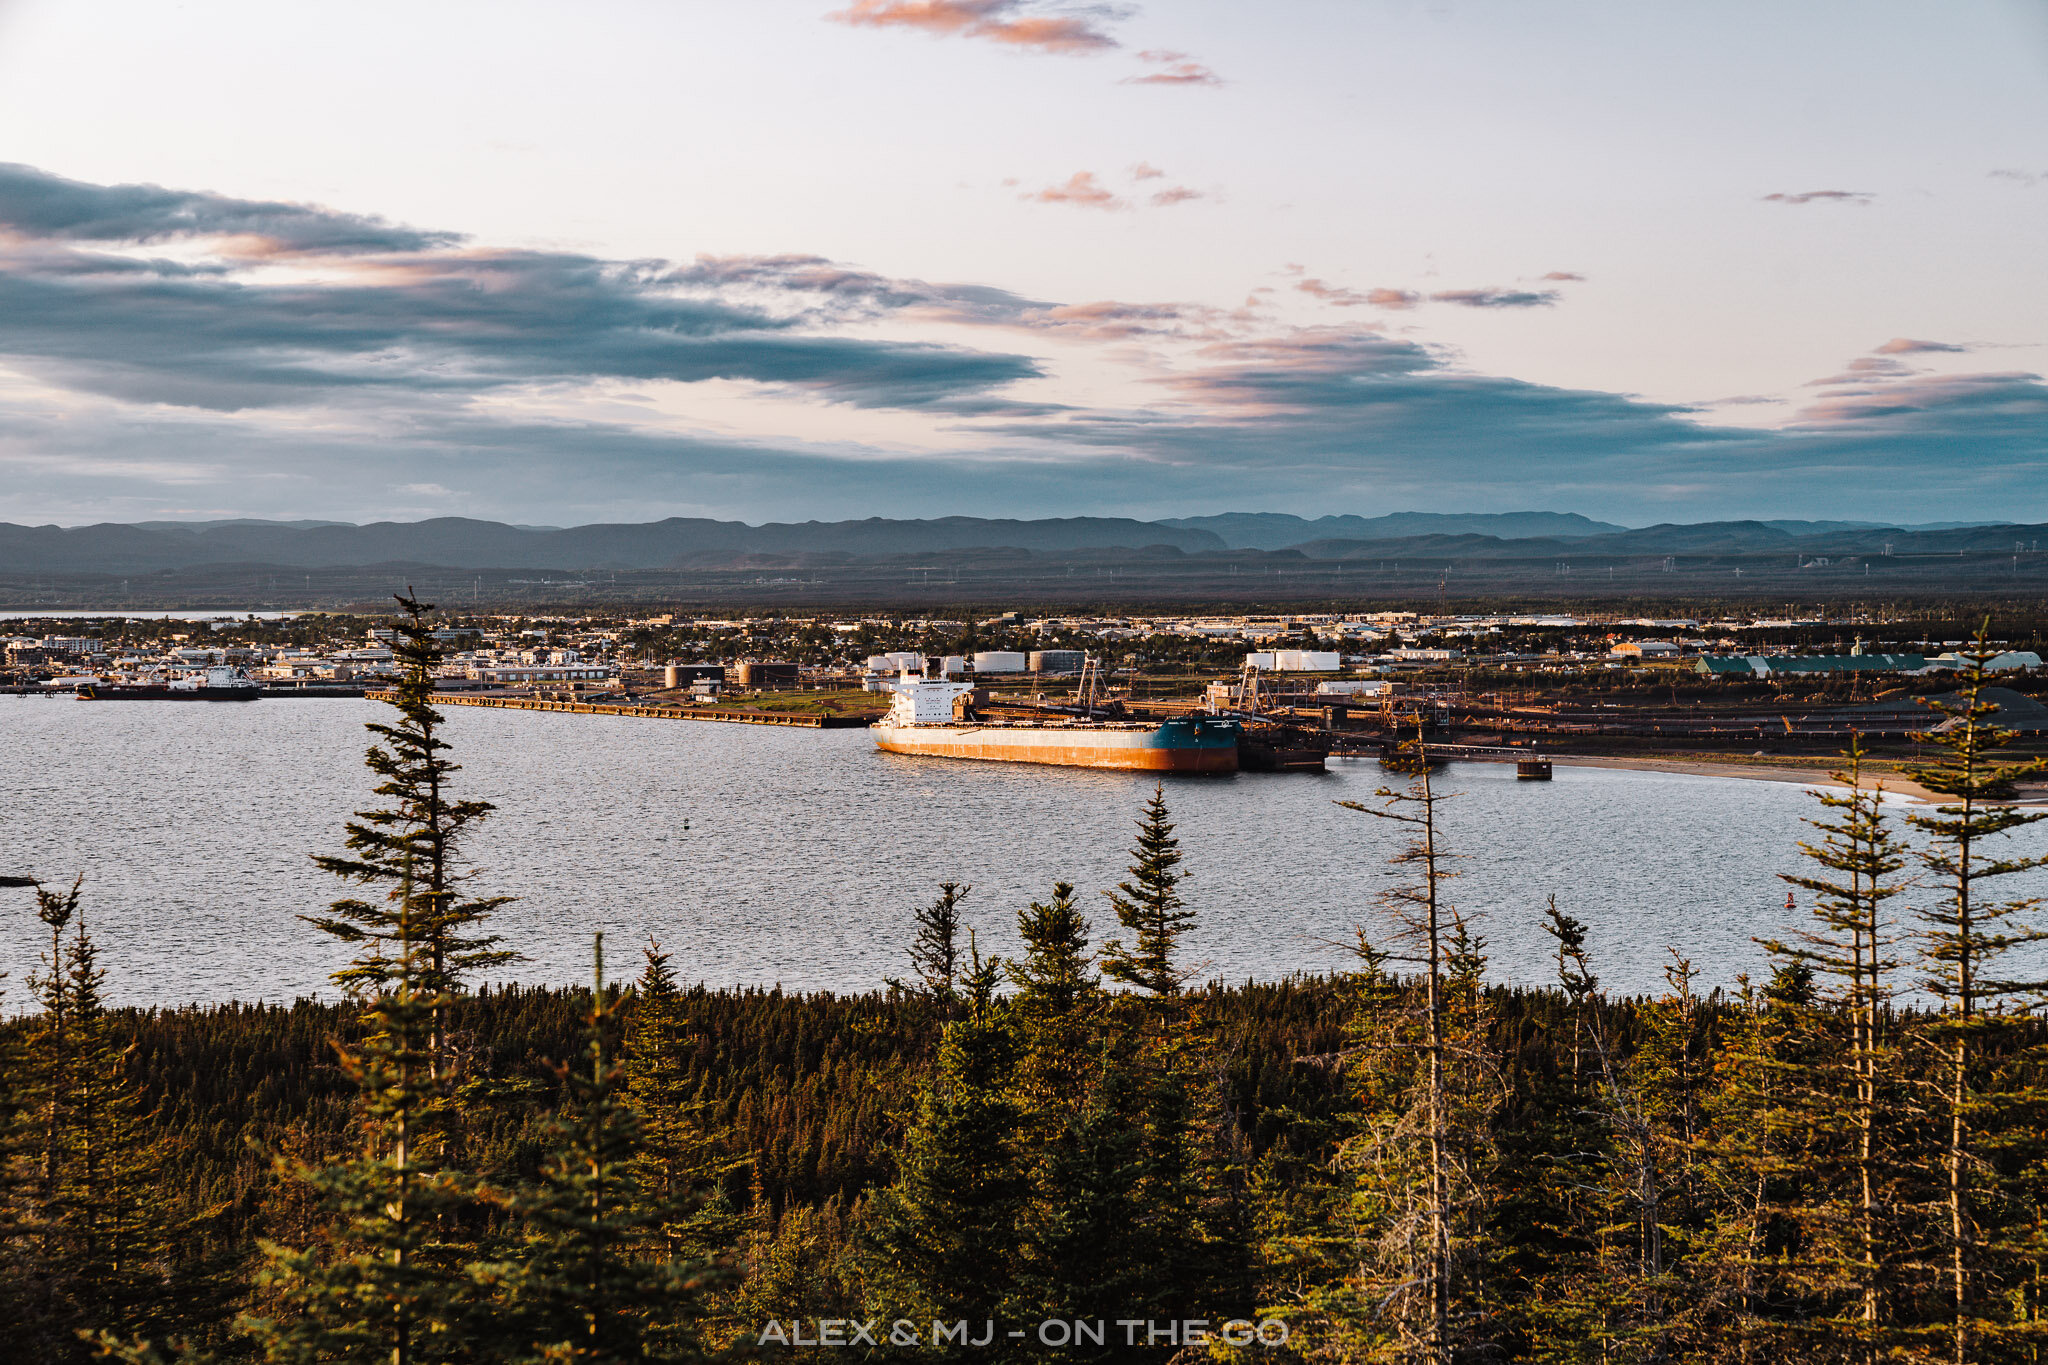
xmin=1540 ymin=271 xmax=1585 ymax=282
xmin=1761 ymin=190 xmax=1872 ymax=206
xmin=1150 ymin=186 xmax=1204 ymax=207
xmin=1296 ymin=280 xmax=1432 ymax=310
xmin=1024 ymin=171 xmax=1124 ymax=209
xmin=830 ymin=0 xmax=1119 ymax=55
xmin=1796 ymin=370 xmax=2048 ymax=424
xmin=1296 ymin=278 xmax=1368 ymax=306
xmin=1875 ymin=337 xmax=1967 ymax=355
xmin=1028 ymin=299 xmax=1201 ymax=339
xmin=1124 ymin=48 xmax=1223 ymax=85
xmin=1129 ymin=161 xmax=1165 ymax=181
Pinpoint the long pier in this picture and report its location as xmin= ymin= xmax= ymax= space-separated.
xmin=369 ymin=690 xmax=874 ymax=729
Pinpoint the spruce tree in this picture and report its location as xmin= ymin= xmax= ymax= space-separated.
xmin=1008 ymin=1044 xmax=1148 ymax=1357
xmin=307 ymin=589 xmax=514 ymax=1082
xmin=56 ymin=899 xmax=201 ymax=1349
xmin=477 ymin=935 xmax=711 ymax=1362
xmin=0 ymin=903 xmax=18 ymax=1335
xmin=890 ymin=882 xmax=969 ymax=1015
xmin=1327 ymin=744 xmax=1500 ymax=1363
xmin=861 ymin=952 xmax=1028 ymax=1347
xmin=23 ymin=875 xmax=84 ymax=1343
xmin=1522 ymin=902 xmax=1640 ymax=1362
xmin=237 ymin=868 xmax=491 ymax=1364
xmin=1903 ymin=644 xmax=2048 ymax=1364
xmin=1099 ymin=785 xmax=1195 ymax=997
xmin=1006 ymin=882 xmax=1099 ymax=1115
xmin=623 ymin=939 xmax=737 ymax=1266
xmin=1756 ymin=741 xmax=1912 ymax=1357
xmin=1694 ymin=967 xmax=1816 ymax=1357
xmin=733 ymin=1190 xmax=856 ymax=1355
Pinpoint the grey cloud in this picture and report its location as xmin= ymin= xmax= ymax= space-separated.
xmin=0 ymin=171 xmax=1042 ymax=412
xmin=0 ymin=162 xmax=459 ymax=255
xmin=1794 ymin=369 xmax=2048 ymax=426
xmin=1428 ymin=287 xmax=1559 ymax=309
xmin=671 ymin=253 xmax=1217 ymax=340
xmin=1761 ymin=190 xmax=1873 ymax=206
xmin=7 ymin=333 xmax=2048 ymax=527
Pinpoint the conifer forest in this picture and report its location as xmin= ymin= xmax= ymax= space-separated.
xmin=7 ymin=597 xmax=2048 ymax=1364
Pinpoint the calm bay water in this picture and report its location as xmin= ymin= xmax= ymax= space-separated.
xmin=6 ymin=695 xmax=2041 ymax=1006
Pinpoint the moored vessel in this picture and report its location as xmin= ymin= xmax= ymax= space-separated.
xmin=79 ymin=665 xmax=263 ymax=701
xmin=871 ymin=677 xmax=1239 ymax=772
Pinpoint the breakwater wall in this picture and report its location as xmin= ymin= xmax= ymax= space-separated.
xmin=371 ymin=690 xmax=872 ymax=729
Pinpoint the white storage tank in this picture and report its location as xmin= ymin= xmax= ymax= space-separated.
xmin=1029 ymin=649 xmax=1086 ymax=675
xmin=1274 ymin=650 xmax=1342 ymax=672
xmin=972 ymin=650 xmax=1028 ymax=673
xmin=1245 ymin=651 xmax=1276 ymax=671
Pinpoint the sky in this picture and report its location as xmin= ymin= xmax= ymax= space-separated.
xmin=0 ymin=0 xmax=2043 ymax=529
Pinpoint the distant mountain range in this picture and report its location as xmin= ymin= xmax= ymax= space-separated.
xmin=1157 ymin=511 xmax=1629 ymax=548
xmin=0 ymin=512 xmax=2026 ymax=574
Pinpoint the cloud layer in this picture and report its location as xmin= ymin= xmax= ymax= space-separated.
xmin=0 ymin=165 xmax=2042 ymax=528
xmin=0 ymin=164 xmax=1040 ymax=413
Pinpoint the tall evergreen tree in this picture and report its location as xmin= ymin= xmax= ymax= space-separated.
xmin=1903 ymin=645 xmax=2048 ymax=1364
xmin=1009 ymin=1042 xmax=1149 ymax=1358
xmin=1327 ymin=742 xmax=1501 ymax=1363
xmin=861 ymin=952 xmax=1028 ymax=1350
xmin=23 ymin=875 xmax=84 ymax=1341
xmin=889 ymin=882 xmax=969 ymax=1015
xmin=54 ymin=898 xmax=200 ymax=1349
xmin=307 ymin=589 xmax=514 ymax=1082
xmin=0 ymin=898 xmax=18 ymax=1334
xmin=1694 ymin=965 xmax=1819 ymax=1357
xmin=478 ymin=934 xmax=712 ymax=1362
xmin=1006 ymin=881 xmax=1099 ymax=1116
xmin=237 ymin=869 xmax=491 ymax=1364
xmin=624 ymin=939 xmax=738 ymax=1266
xmin=1099 ymin=785 xmax=1194 ymax=997
xmin=734 ymin=1194 xmax=856 ymax=1357
xmin=1757 ymin=741 xmax=1912 ymax=1358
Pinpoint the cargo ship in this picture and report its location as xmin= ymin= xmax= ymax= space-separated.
xmin=78 ymin=665 xmax=263 ymax=701
xmin=872 ymin=677 xmax=1240 ymax=772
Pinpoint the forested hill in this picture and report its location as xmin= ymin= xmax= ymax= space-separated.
xmin=0 ymin=515 xmax=1227 ymax=573
xmin=0 ymin=511 xmax=2027 ymax=574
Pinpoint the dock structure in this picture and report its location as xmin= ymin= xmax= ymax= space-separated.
xmin=366 ymin=690 xmax=874 ymax=729
xmin=1346 ymin=740 xmax=1557 ymax=774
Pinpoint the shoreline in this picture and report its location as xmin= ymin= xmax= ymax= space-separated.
xmin=1544 ymin=753 xmax=2048 ymax=805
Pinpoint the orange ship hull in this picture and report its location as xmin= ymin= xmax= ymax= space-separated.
xmin=872 ymin=717 xmax=1240 ymax=772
